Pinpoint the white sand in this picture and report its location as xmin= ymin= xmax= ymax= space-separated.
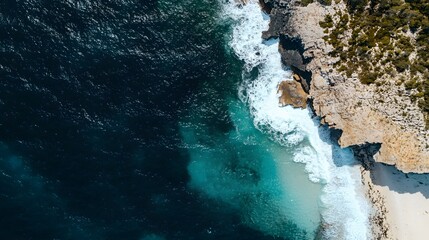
xmin=364 ymin=163 xmax=429 ymax=240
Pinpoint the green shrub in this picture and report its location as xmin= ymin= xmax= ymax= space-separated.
xmin=318 ymin=0 xmax=332 ymax=5
xmin=393 ymin=57 xmax=410 ymax=72
xmin=300 ymin=0 xmax=314 ymax=6
xmin=338 ymin=64 xmax=347 ymax=72
xmin=320 ymin=14 xmax=334 ymax=28
xmin=404 ymin=78 xmax=418 ymax=90
xmin=359 ymin=71 xmax=378 ymax=84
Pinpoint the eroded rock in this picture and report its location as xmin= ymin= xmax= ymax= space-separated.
xmin=278 ymin=80 xmax=308 ymax=109
xmin=266 ymin=1 xmax=429 ymax=172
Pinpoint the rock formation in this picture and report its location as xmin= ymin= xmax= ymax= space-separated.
xmin=278 ymin=77 xmax=308 ymax=108
xmin=260 ymin=0 xmax=429 ymax=172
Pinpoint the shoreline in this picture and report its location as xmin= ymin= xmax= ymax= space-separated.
xmin=230 ymin=1 xmax=372 ymax=238
xmin=253 ymin=0 xmax=429 ymax=238
xmin=259 ymin=0 xmax=429 ymax=172
xmin=362 ymin=162 xmax=429 ymax=239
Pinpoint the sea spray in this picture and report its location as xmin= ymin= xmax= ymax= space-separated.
xmin=222 ymin=0 xmax=370 ymax=239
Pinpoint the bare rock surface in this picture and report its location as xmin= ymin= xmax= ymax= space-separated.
xmin=278 ymin=79 xmax=308 ymax=108
xmin=261 ymin=0 xmax=429 ymax=172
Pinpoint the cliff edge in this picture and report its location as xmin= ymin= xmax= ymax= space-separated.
xmin=260 ymin=0 xmax=429 ymax=173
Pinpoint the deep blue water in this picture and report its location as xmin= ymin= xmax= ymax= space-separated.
xmin=0 ymin=0 xmax=297 ymax=239
xmin=0 ymin=0 xmax=334 ymax=239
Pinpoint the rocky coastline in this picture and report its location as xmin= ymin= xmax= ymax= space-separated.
xmin=259 ymin=0 xmax=429 ymax=173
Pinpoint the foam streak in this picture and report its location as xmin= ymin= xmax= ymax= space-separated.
xmin=222 ymin=1 xmax=371 ymax=239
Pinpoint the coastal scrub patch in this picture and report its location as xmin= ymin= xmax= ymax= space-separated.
xmin=319 ymin=0 xmax=429 ymax=127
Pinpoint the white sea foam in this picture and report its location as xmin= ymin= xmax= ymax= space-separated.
xmin=222 ymin=1 xmax=370 ymax=239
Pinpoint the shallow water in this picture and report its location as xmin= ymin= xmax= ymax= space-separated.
xmin=182 ymin=98 xmax=322 ymax=239
xmin=221 ymin=1 xmax=370 ymax=239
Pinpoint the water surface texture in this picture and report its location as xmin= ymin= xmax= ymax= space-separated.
xmin=0 ymin=0 xmax=369 ymax=239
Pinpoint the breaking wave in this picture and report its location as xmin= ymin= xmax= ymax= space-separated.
xmin=223 ymin=1 xmax=371 ymax=239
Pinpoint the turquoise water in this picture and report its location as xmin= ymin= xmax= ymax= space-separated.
xmin=181 ymin=1 xmax=371 ymax=239
xmin=182 ymin=99 xmax=322 ymax=239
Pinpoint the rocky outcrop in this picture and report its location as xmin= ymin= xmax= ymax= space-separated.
xmin=261 ymin=0 xmax=429 ymax=173
xmin=278 ymin=78 xmax=308 ymax=108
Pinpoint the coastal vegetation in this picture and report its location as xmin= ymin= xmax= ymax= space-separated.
xmin=319 ymin=0 xmax=429 ymax=127
xmin=301 ymin=0 xmax=332 ymax=6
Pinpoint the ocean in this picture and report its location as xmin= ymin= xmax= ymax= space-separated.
xmin=0 ymin=0 xmax=369 ymax=239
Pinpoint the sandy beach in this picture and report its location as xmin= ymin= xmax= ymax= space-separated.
xmin=363 ymin=162 xmax=429 ymax=240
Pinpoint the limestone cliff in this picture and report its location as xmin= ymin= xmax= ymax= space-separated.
xmin=260 ymin=0 xmax=429 ymax=173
